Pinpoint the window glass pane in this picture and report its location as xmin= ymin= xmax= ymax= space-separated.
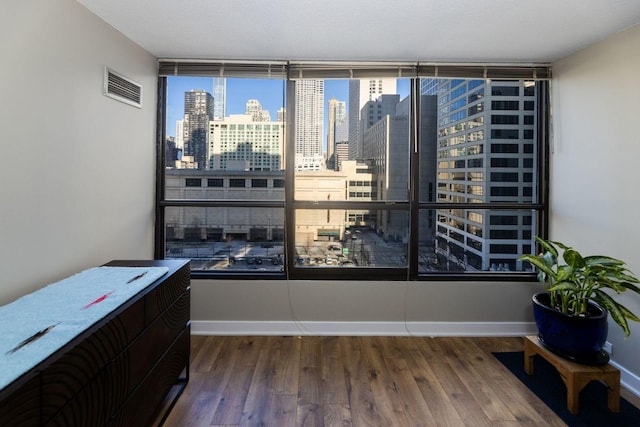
xmin=164 ymin=76 xmax=286 ymax=197
xmin=159 ymin=69 xmax=546 ymax=278
xmin=418 ymin=208 xmax=538 ymax=273
xmin=420 ymin=79 xmax=538 ymax=204
xmin=294 ymin=78 xmax=411 ymax=202
xmin=295 ymin=209 xmax=408 ymax=268
xmin=165 ymin=207 xmax=284 ymax=271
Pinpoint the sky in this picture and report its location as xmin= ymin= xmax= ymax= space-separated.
xmin=166 ymin=76 xmax=409 ymax=145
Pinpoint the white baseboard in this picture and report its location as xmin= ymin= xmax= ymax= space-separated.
xmin=190 ymin=320 xmax=538 ymax=337
xmin=610 ymin=359 xmax=640 ymax=399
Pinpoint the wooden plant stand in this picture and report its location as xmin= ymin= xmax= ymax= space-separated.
xmin=523 ymin=335 xmax=620 ymax=414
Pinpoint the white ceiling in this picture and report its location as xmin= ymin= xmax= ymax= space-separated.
xmin=77 ymin=0 xmax=640 ymax=64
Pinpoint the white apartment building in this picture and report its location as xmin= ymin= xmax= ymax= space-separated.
xmin=294 ymin=80 xmax=324 ymax=169
xmin=207 ymin=114 xmax=284 ymax=171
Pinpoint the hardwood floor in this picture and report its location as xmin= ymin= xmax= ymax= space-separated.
xmin=159 ymin=335 xmax=638 ymax=427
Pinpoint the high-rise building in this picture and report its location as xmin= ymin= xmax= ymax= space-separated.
xmin=327 ymin=98 xmax=346 ymax=170
xmin=360 ymin=94 xmax=400 ymax=162
xmin=175 ymin=119 xmax=184 ymax=151
xmin=348 ymin=79 xmax=397 ymax=160
xmin=294 ymin=80 xmax=324 ymax=170
xmin=335 ymin=117 xmax=348 ymax=145
xmin=183 ymin=90 xmax=214 ymax=169
xmin=334 ymin=141 xmax=349 ymax=171
xmin=165 ymin=136 xmax=179 ymax=167
xmin=245 ymin=99 xmax=271 ymax=122
xmin=422 ymin=79 xmax=537 ymax=271
xmin=212 ymin=78 xmax=226 ymax=121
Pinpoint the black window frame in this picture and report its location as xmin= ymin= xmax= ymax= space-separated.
xmin=155 ymin=61 xmax=550 ymax=282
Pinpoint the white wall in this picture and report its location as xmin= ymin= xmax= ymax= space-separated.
xmin=190 ymin=279 xmax=539 ymax=336
xmin=0 ymin=0 xmax=157 ymax=304
xmin=551 ymin=24 xmax=640 ymax=387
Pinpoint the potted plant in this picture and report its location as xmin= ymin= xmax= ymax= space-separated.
xmin=519 ymin=236 xmax=640 ymax=365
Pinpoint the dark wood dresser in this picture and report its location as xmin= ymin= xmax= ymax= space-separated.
xmin=0 ymin=259 xmax=190 ymax=426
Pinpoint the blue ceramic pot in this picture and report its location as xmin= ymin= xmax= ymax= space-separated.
xmin=532 ymin=292 xmax=609 ymax=365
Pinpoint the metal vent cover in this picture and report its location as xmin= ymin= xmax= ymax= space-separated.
xmin=104 ymin=67 xmax=142 ymax=108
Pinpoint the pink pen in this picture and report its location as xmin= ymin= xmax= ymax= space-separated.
xmin=83 ymin=291 xmax=113 ymax=309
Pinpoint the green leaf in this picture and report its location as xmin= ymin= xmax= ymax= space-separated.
xmin=584 ymin=255 xmax=625 ymax=267
xmin=556 ymin=265 xmax=575 ymax=283
xmin=549 ymin=281 xmax=579 ymax=293
xmin=619 ymin=281 xmax=640 ymax=295
xmin=594 ymin=290 xmax=631 ymax=337
xmin=563 ymin=248 xmax=585 ymax=269
xmin=550 ymin=240 xmax=570 ymax=251
xmin=519 ymin=255 xmax=556 ymax=279
xmin=616 ymin=273 xmax=640 ymax=284
xmin=540 ymin=251 xmax=556 ymax=269
xmin=535 ymin=236 xmax=558 ymax=259
xmin=618 ymin=303 xmax=640 ymax=322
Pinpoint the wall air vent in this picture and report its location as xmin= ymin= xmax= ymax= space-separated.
xmin=104 ymin=67 xmax=142 ymax=108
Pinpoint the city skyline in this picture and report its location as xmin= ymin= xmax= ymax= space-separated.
xmin=166 ymin=77 xmax=410 ymax=149
xmin=164 ymin=77 xmax=539 ymax=272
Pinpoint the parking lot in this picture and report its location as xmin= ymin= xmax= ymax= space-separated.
xmin=166 ymin=228 xmax=408 ymax=271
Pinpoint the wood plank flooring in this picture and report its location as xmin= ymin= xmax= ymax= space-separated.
xmin=159 ymin=336 xmax=639 ymax=427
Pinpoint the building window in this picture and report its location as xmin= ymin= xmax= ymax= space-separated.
xmin=251 ymin=179 xmax=268 ymax=188
xmin=156 ymin=62 xmax=548 ymax=280
xmin=492 ymin=86 xmax=520 ymax=96
xmin=491 ymin=129 xmax=520 ymax=139
xmin=491 ymin=115 xmax=519 ymax=125
xmin=491 ymin=100 xmax=519 ymax=110
xmin=229 ymin=179 xmax=246 ymax=188
xmin=490 ymin=172 xmax=519 ymax=182
xmin=490 ymin=186 xmax=519 ymax=197
xmin=491 ymin=158 xmax=519 ymax=168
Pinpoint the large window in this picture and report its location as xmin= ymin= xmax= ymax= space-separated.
xmin=156 ymin=61 xmax=549 ymax=280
